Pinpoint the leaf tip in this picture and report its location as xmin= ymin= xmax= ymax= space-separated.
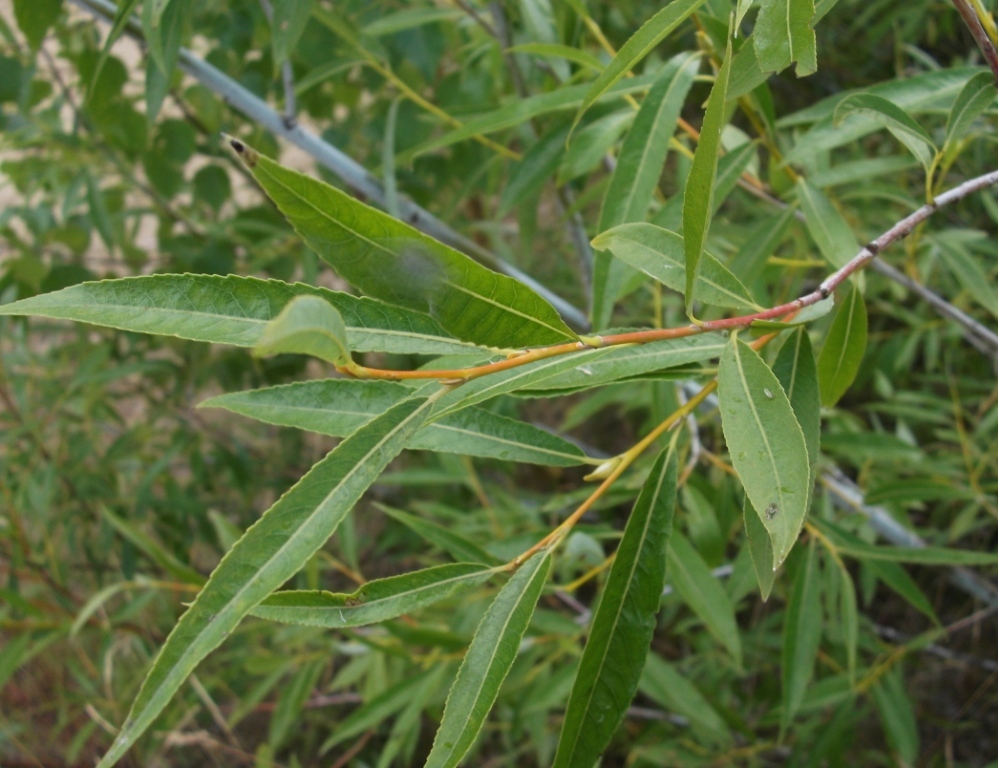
xmin=223 ymin=133 xmax=258 ymax=167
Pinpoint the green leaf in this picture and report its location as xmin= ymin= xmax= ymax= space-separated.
xmin=554 ymin=444 xmax=678 ymax=767
xmin=252 ymin=563 xmax=496 ymax=627
xmin=362 ymin=7 xmax=462 ymax=36
xmin=94 ymin=391 xmax=438 ymax=768
xmin=379 ymin=505 xmax=501 ymax=566
xmin=0 ymin=274 xmax=484 ymax=356
xmin=507 ymin=42 xmax=605 ymax=72
xmin=201 ymin=379 xmax=592 ymax=466
xmin=269 ymin=660 xmax=324 ymax=750
xmin=773 ymin=328 xmax=820 ymax=465
xmin=684 ymin=36 xmax=733 ymax=318
xmin=271 ymin=0 xmax=313 ymax=71
xmin=817 ymin=284 xmax=867 ymax=407
xmin=834 ymin=93 xmax=936 ymax=172
xmin=866 ymin=559 xmax=939 ymax=625
xmin=749 ymin=297 xmax=833 ymax=332
xmin=143 ymin=0 xmax=189 ymax=78
xmin=871 ymin=667 xmax=919 ymax=766
xmin=88 ymin=0 xmax=143 ymax=97
xmin=718 ymin=337 xmax=810 ymax=568
xmin=754 ymin=0 xmax=818 ymax=76
xmin=812 ymin=518 xmax=998 ymax=567
xmin=932 ymin=233 xmax=998 ymax=319
xmin=100 ymin=507 xmax=205 ymax=587
xmin=425 ymin=549 xmax=552 ymax=768
xmin=593 ymin=224 xmax=759 ymax=310
xmin=591 ymin=52 xmax=701 ymax=327
xmin=781 ymin=540 xmax=822 ymax=730
xmin=498 ymin=124 xmax=570 ymax=217
xmin=558 ymin=110 xmax=634 ymax=183
xmin=836 ymin=564 xmax=858 ymax=681
xmin=668 ymin=531 xmax=743 ymax=666
xmin=570 ymin=0 xmax=708 ymax=135
xmin=639 ymin=654 xmax=732 ymax=745
xmin=12 ymin=0 xmax=61 ymax=49
xmin=230 ymin=140 xmax=578 ymax=349
xmin=254 ymin=295 xmax=351 ymax=365
xmin=744 ymin=498 xmax=776 ymax=600
xmin=944 ymin=71 xmax=997 ymax=148
xmin=795 ymin=179 xmax=859 ymax=268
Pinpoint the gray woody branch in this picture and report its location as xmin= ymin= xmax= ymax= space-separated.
xmin=70 ymin=0 xmax=590 ymax=332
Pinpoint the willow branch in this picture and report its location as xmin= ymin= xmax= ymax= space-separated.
xmin=952 ymin=0 xmax=998 ymax=84
xmin=348 ymin=169 xmax=998 ymax=382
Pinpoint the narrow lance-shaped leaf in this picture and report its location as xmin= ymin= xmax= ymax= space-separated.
xmin=88 ymin=0 xmax=142 ymax=98
xmin=718 ymin=337 xmax=810 ymax=568
xmin=593 ymin=223 xmax=759 ymax=311
xmin=554 ymin=443 xmax=678 ymax=768
xmin=684 ymin=35 xmax=733 ymax=319
xmin=796 ymin=179 xmax=859 ymax=268
xmin=744 ymin=498 xmax=776 ymax=600
xmin=379 ymin=505 xmax=501 ymax=566
xmin=228 ymin=139 xmax=578 ymax=350
xmin=773 ymin=327 xmax=821 ymax=465
xmin=591 ymin=52 xmax=701 ymax=329
xmin=781 ymin=541 xmax=823 ymax=731
xmin=200 ymin=379 xmax=593 ymax=467
xmin=570 ymin=0 xmax=708 ymax=136
xmin=754 ymin=0 xmax=818 ymax=76
xmin=424 ymin=549 xmax=552 ymax=768
xmin=668 ymin=531 xmax=743 ymax=665
xmin=252 ymin=563 xmax=497 ymax=628
xmin=271 ymin=0 xmax=312 ymax=72
xmin=944 ymin=71 xmax=997 ymax=148
xmin=817 ymin=283 xmax=867 ymax=407
xmin=254 ymin=295 xmax=351 ymax=365
xmin=0 ymin=274 xmax=485 ymax=356
xmin=932 ymin=233 xmax=998 ymax=320
xmin=834 ymin=93 xmax=936 ymax=172
xmin=94 ymin=390 xmax=439 ymax=768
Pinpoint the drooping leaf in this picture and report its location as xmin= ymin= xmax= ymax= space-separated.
xmin=229 ymin=139 xmax=578 ymax=349
xmin=0 ymin=274 xmax=485 ymax=356
xmin=593 ymin=223 xmax=759 ymax=310
xmin=744 ymin=498 xmax=776 ymax=600
xmin=553 ymin=444 xmax=678 ymax=767
xmin=252 ymin=563 xmax=496 ymax=627
xmin=667 ymin=531 xmax=743 ymax=666
xmin=754 ymin=0 xmax=817 ymax=76
xmin=816 ymin=284 xmax=867 ymax=407
xmin=871 ymin=666 xmax=920 ymax=766
xmin=424 ymin=549 xmax=552 ymax=768
xmin=944 ymin=71 xmax=997 ymax=148
xmin=796 ymin=179 xmax=859 ymax=268
xmin=772 ymin=328 xmax=820 ymax=465
xmin=781 ymin=540 xmax=822 ymax=730
xmin=591 ymin=52 xmax=701 ymax=328
xmin=570 ymin=0 xmax=708 ymax=135
xmin=684 ymin=36 xmax=733 ymax=318
xmin=201 ymin=379 xmax=592 ymax=466
xmin=718 ymin=337 xmax=810 ymax=568
xmin=271 ymin=0 xmax=313 ymax=71
xmin=254 ymin=295 xmax=352 ymax=365
xmin=836 ymin=564 xmax=858 ymax=681
xmin=834 ymin=93 xmax=936 ymax=172
xmin=94 ymin=391 xmax=439 ymax=768
xmin=379 ymin=505 xmax=501 ymax=566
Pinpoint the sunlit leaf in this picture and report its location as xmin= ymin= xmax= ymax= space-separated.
xmin=834 ymin=93 xmax=936 ymax=172
xmin=718 ymin=337 xmax=810 ymax=568
xmin=94 ymin=390 xmax=438 ymax=768
xmin=754 ymin=0 xmax=817 ymax=76
xmin=425 ymin=549 xmax=552 ymax=768
xmin=254 ymin=294 xmax=351 ymax=365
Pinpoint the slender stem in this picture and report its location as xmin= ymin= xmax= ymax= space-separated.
xmin=346 ymin=169 xmax=998 ymax=382
xmin=952 ymin=0 xmax=998 ymax=84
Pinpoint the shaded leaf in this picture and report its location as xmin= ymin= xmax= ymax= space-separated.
xmin=100 ymin=507 xmax=204 ymax=587
xmin=271 ymin=0 xmax=313 ymax=71
xmin=781 ymin=540 xmax=822 ymax=730
xmin=143 ymin=0 xmax=188 ymax=78
xmin=554 ymin=445 xmax=678 ymax=767
xmin=932 ymin=233 xmax=998 ymax=319
xmin=230 ymin=140 xmax=578 ymax=349
xmin=201 ymin=379 xmax=591 ymax=466
xmin=254 ymin=295 xmax=351 ymax=365
xmin=773 ymin=328 xmax=820 ymax=465
xmin=817 ymin=284 xmax=867 ymax=407
xmin=871 ymin=667 xmax=919 ymax=766
xmin=425 ymin=550 xmax=552 ymax=768
xmin=668 ymin=531 xmax=743 ymax=665
xmin=718 ymin=338 xmax=810 ymax=567
xmin=94 ymin=391 xmax=438 ymax=768
xmin=379 ymin=505 xmax=500 ymax=566
xmin=744 ymin=498 xmax=776 ymax=600
xmin=684 ymin=36 xmax=733 ymax=318
xmin=834 ymin=93 xmax=936 ymax=171
xmin=639 ymin=654 xmax=732 ymax=745
xmin=812 ymin=518 xmax=998 ymax=567
xmin=944 ymin=71 xmax=997 ymax=148
xmin=252 ymin=563 xmax=496 ymax=627
xmin=570 ymin=0 xmax=708 ymax=134
xmin=0 ymin=274 xmax=484 ymax=356
xmin=796 ymin=179 xmax=859 ymax=268
xmin=13 ymin=0 xmax=61 ymax=50
xmin=498 ymin=124 xmax=570 ymax=217
xmin=593 ymin=223 xmax=759 ymax=310
xmin=754 ymin=0 xmax=817 ymax=76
